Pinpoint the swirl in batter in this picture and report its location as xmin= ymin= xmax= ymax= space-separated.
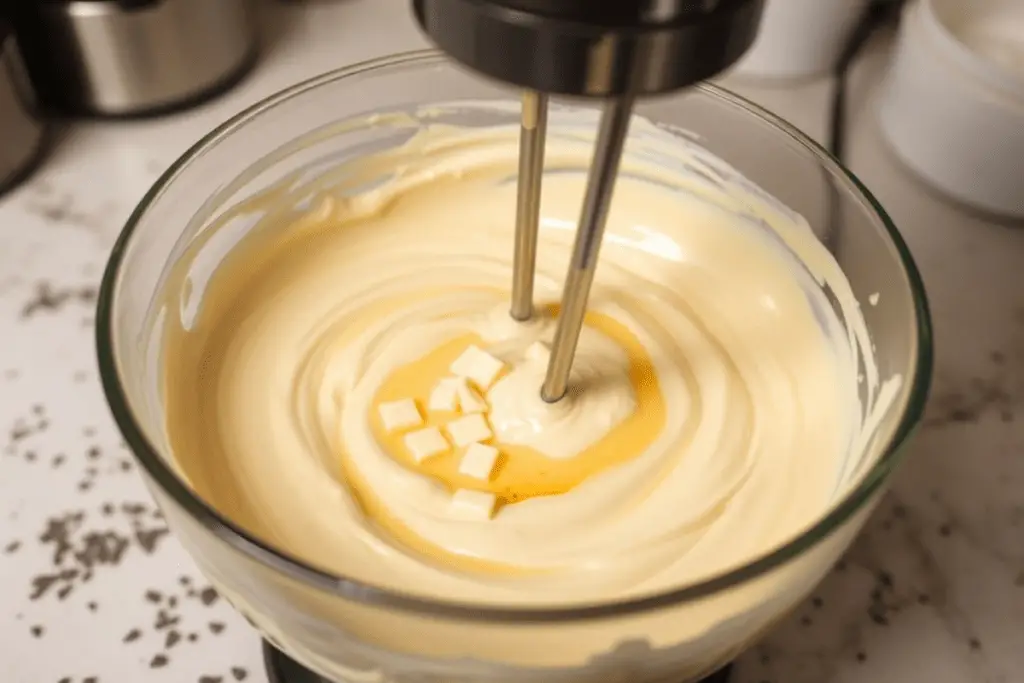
xmin=162 ymin=110 xmax=896 ymax=605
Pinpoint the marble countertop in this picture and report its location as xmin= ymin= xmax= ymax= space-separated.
xmin=1 ymin=2 xmax=1022 ymax=682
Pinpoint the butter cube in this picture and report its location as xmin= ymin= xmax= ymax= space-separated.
xmin=446 ymin=414 xmax=492 ymax=447
xmin=378 ymin=398 xmax=422 ymax=433
xmin=458 ymin=443 xmax=500 ymax=481
xmin=450 ymin=345 xmax=505 ymax=390
xmin=428 ymin=378 xmax=460 ymax=413
xmin=403 ymin=426 xmax=449 ymax=463
xmin=450 ymin=489 xmax=497 ymax=521
xmin=455 ymin=379 xmax=488 ymax=414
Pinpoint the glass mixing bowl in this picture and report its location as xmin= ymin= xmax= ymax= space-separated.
xmin=97 ymin=50 xmax=932 ymax=683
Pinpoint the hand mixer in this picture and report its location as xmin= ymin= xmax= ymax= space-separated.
xmin=412 ymin=0 xmax=765 ymax=402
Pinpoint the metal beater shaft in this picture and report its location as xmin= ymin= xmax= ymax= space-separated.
xmin=510 ymin=92 xmax=549 ymax=322
xmin=541 ymin=97 xmax=634 ymax=403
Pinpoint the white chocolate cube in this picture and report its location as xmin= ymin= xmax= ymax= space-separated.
xmin=450 ymin=345 xmax=505 ymax=390
xmin=450 ymin=489 xmax=497 ymax=521
xmin=428 ymin=378 xmax=460 ymax=413
xmin=378 ymin=398 xmax=423 ymax=433
xmin=458 ymin=443 xmax=500 ymax=481
xmin=403 ymin=426 xmax=449 ymax=463
xmin=446 ymin=414 xmax=492 ymax=447
xmin=525 ymin=340 xmax=551 ymax=363
xmin=455 ymin=379 xmax=487 ymax=414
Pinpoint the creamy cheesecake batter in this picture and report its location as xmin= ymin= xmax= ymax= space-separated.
xmin=161 ymin=105 xmax=899 ymax=606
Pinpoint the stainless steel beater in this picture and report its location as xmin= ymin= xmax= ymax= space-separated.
xmin=413 ymin=0 xmax=766 ymax=402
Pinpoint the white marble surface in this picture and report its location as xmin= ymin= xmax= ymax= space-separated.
xmin=1 ymin=2 xmax=1022 ymax=682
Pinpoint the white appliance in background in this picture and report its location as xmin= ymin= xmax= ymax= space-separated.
xmin=731 ymin=0 xmax=869 ymax=80
xmin=878 ymin=0 xmax=1024 ymax=219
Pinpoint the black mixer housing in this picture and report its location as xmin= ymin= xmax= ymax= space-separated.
xmin=412 ymin=0 xmax=766 ymax=97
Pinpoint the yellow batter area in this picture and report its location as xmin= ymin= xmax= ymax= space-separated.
xmin=161 ymin=109 xmax=897 ymax=606
xmin=371 ymin=312 xmax=664 ymax=505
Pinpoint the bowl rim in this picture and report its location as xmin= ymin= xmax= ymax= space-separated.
xmin=96 ymin=49 xmax=933 ymax=623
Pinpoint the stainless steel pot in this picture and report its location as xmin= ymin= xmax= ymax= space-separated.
xmin=10 ymin=0 xmax=258 ymax=116
xmin=0 ymin=21 xmax=46 ymax=195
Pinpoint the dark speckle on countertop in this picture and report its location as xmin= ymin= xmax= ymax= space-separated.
xmin=199 ymin=587 xmax=220 ymax=606
xmin=155 ymin=609 xmax=180 ymax=630
xmin=20 ymin=182 xmax=114 ymax=237
xmin=20 ymin=490 xmax=173 ymax=626
xmin=19 ymin=281 xmax=97 ymax=320
xmin=5 ymin=406 xmax=51 ymax=453
xmin=109 ymin=578 xmax=238 ymax=668
xmin=924 ymin=377 xmax=1015 ymax=427
xmin=922 ymin=345 xmax=1023 ymax=428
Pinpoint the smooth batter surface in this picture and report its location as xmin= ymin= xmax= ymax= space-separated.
xmin=162 ymin=109 xmax=896 ymax=606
